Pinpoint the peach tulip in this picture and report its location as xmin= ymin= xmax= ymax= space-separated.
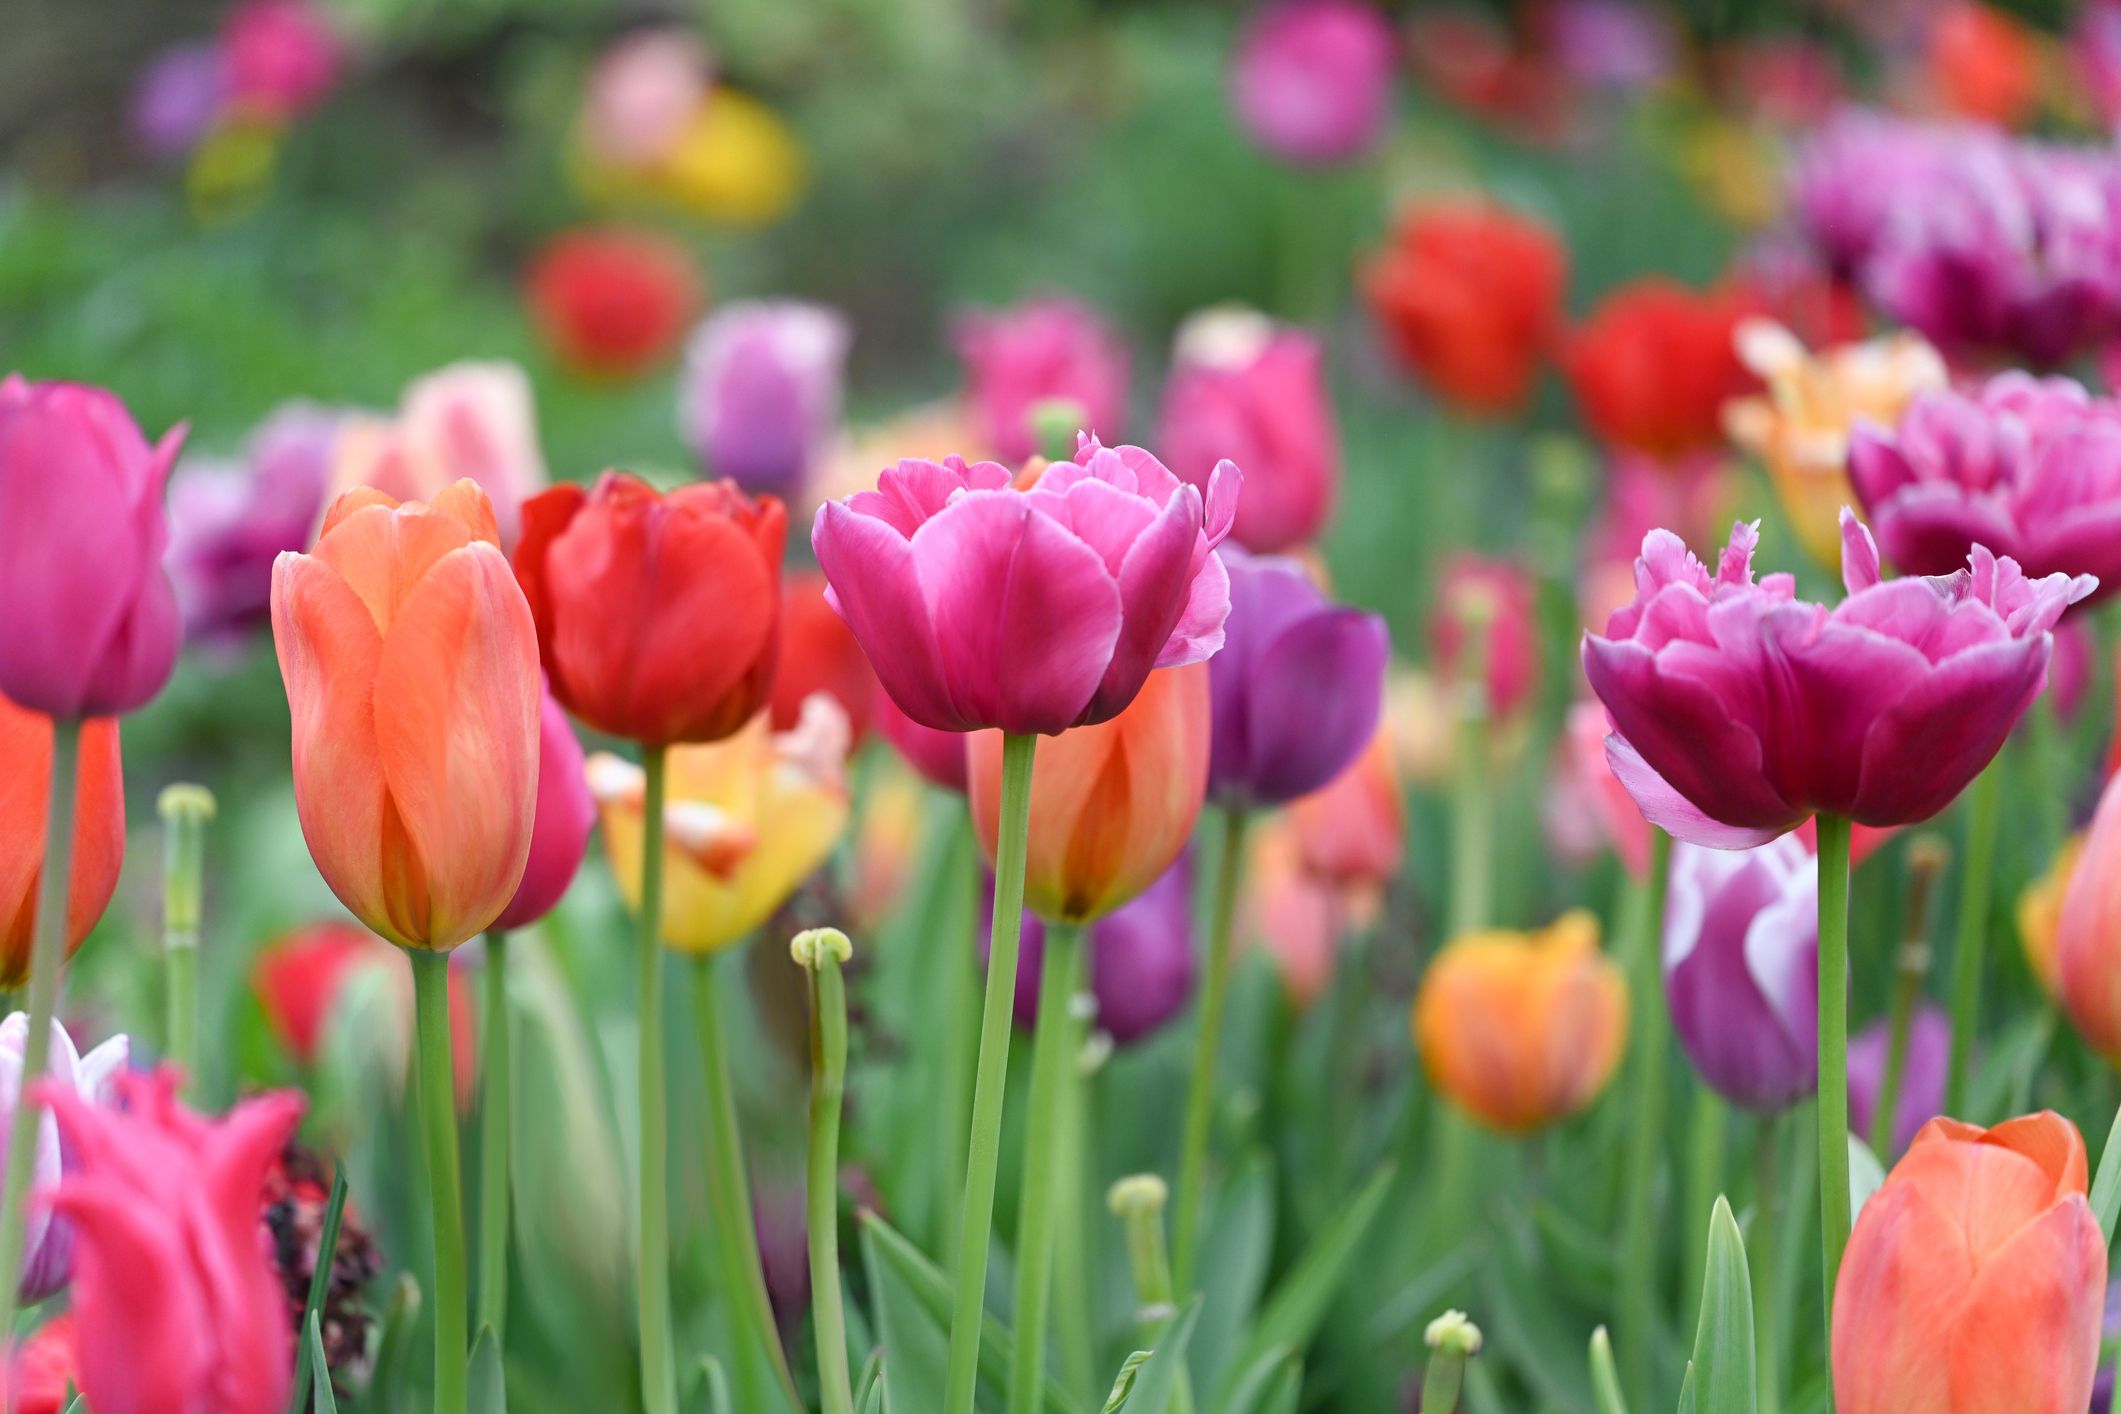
xmin=0 ymin=695 xmax=123 ymax=988
xmin=1833 ymin=1112 xmax=2105 ymax=1413
xmin=270 ymin=481 xmax=541 ymax=952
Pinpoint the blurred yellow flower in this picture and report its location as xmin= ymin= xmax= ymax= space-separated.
xmin=590 ymin=695 xmax=851 ymax=954
xmin=2019 ymin=832 xmax=2084 ymax=998
xmin=576 ymin=87 xmax=806 ymax=229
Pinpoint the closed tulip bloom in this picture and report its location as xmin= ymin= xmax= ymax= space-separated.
xmin=1156 ymin=307 xmax=1338 ymax=553
xmin=1925 ymin=4 xmax=2041 ymax=129
xmin=969 ymin=663 xmax=1209 ymax=923
xmin=770 ymin=570 xmax=877 ymax=746
xmin=578 ymin=28 xmax=709 ymax=169
xmin=1664 ymin=838 xmax=1820 ymax=1110
xmin=272 ymin=481 xmax=541 ymax=951
xmin=1847 ymin=1005 xmax=1952 ymax=1156
xmin=250 ymin=922 xmax=385 ymax=1065
xmin=813 ymin=440 xmax=1237 ymax=736
xmin=1289 ymin=716 xmax=1402 ymax=890
xmin=991 ymin=859 xmax=1196 ymax=1045
xmin=524 ymin=228 xmax=702 ymax=380
xmin=1242 ymin=821 xmax=1340 ymax=1008
xmin=0 ymin=695 xmax=123 ymax=988
xmin=517 ymin=471 xmax=785 ymax=746
xmin=954 ymin=298 xmax=1131 ymax=463
xmin=493 ymin=681 xmax=595 ymax=931
xmin=590 ymin=695 xmax=852 ymax=953
xmin=1209 ymin=546 xmax=1388 ymax=806
xmin=332 ymin=362 xmax=547 ymax=550
xmin=1849 ymin=373 xmax=2121 ymax=604
xmin=0 ymin=377 xmax=184 ymax=719
xmin=1414 ymin=911 xmax=1629 ymax=1133
xmin=679 ymin=300 xmax=850 ymax=501
xmin=1583 ymin=512 xmax=2093 ymax=849
xmin=0 ymin=1015 xmax=129 ymax=1302
xmin=39 ymin=1070 xmax=305 ymax=1414
xmin=1229 ymin=0 xmax=1397 ymax=165
xmin=1431 ymin=554 xmax=1540 ymax=721
xmin=1563 ymin=279 xmax=1760 ymax=460
xmin=6 ymin=1311 xmax=78 ymax=1414
xmin=2058 ymin=774 xmax=2121 ymax=1062
xmin=221 ymin=0 xmax=340 ymax=121
xmin=872 ymin=689 xmax=967 ymax=794
xmin=1832 ymin=1112 xmax=2105 ymax=1414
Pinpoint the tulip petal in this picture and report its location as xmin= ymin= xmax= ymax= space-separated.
xmin=1088 ymin=483 xmax=1204 ymax=722
xmin=1603 ymin=737 xmax=1792 ymax=850
xmin=1831 ymin=1180 xmax=1966 ymax=1413
xmin=1238 ymin=608 xmax=1388 ymax=802
xmin=1156 ymin=545 xmax=1231 ymax=669
xmin=1852 ymin=637 xmax=2047 ymax=825
xmin=813 ymin=499 xmax=958 ymax=730
xmin=47 ymin=1182 xmax=218 ymax=1413
xmin=1947 ymin=1196 xmax=2104 ymax=1413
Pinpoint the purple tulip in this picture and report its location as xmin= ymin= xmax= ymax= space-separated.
xmin=0 ymin=377 xmax=185 ymax=719
xmin=1208 ymin=546 xmax=1388 ymax=806
xmin=1582 ymin=513 xmax=2092 ymax=850
xmin=679 ymin=300 xmax=851 ymax=501
xmin=491 ymin=681 xmax=595 ymax=931
xmin=1228 ymin=0 xmax=1397 ymax=166
xmin=954 ymin=297 xmax=1131 ymax=463
xmin=1849 ymin=372 xmax=2121 ymax=605
xmin=1663 ymin=837 xmax=1819 ymax=1110
xmin=1543 ymin=0 xmax=1675 ymax=92
xmin=2074 ymin=3 xmax=2121 ymax=133
xmin=1788 ymin=109 xmax=1959 ymax=279
xmin=984 ymin=859 xmax=1196 ymax=1046
xmin=1846 ymin=1004 xmax=1950 ymax=1157
xmin=131 ymin=44 xmax=225 ymax=158
xmin=166 ymin=401 xmax=339 ymax=646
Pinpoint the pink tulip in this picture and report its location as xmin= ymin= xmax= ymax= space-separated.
xmin=1546 ymin=700 xmax=1652 ymax=876
xmin=37 ymin=1069 xmax=303 ymax=1414
xmin=954 ymin=297 xmax=1131 ymax=462
xmin=872 ymin=688 xmax=968 ymax=793
xmin=333 ymin=361 xmax=548 ymax=550
xmin=491 ymin=679 xmax=595 ymax=931
xmin=0 ymin=377 xmax=184 ymax=719
xmin=812 ymin=438 xmax=1238 ymax=735
xmin=1155 ymin=308 xmax=1338 ymax=553
xmin=221 ymin=0 xmax=341 ymax=122
xmin=1229 ymin=0 xmax=1398 ymax=165
xmin=1582 ymin=511 xmax=2091 ymax=848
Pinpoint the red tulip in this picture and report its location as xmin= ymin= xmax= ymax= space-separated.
xmin=1563 ymin=279 xmax=1761 ymax=460
xmin=0 ymin=693 xmax=123 ymax=988
xmin=524 ymin=227 xmax=702 ymax=380
xmin=771 ymin=569 xmax=876 ymax=745
xmin=252 ymin=922 xmax=380 ymax=1064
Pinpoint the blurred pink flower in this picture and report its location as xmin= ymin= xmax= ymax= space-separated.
xmin=1432 ymin=554 xmax=1539 ymax=721
xmin=2074 ymin=3 xmax=2121 ymax=131
xmin=333 ymin=362 xmax=547 ymax=549
xmin=222 ymin=0 xmax=341 ymax=122
xmin=582 ymin=28 xmax=711 ymax=168
xmin=1229 ymin=0 xmax=1398 ymax=165
xmin=1545 ymin=700 xmax=1652 ymax=876
xmin=954 ymin=297 xmax=1130 ymax=463
xmin=492 ymin=681 xmax=594 ymax=932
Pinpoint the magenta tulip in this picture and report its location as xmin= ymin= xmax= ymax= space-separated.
xmin=954 ymin=297 xmax=1131 ymax=463
xmin=679 ymin=300 xmax=851 ymax=501
xmin=0 ymin=377 xmax=185 ymax=719
xmin=811 ymin=439 xmax=1238 ymax=736
xmin=491 ymin=679 xmax=595 ymax=931
xmin=872 ymin=689 xmax=968 ymax=794
xmin=1229 ymin=0 xmax=1397 ymax=165
xmin=1849 ymin=372 xmax=2121 ymax=604
xmin=1582 ymin=512 xmax=2091 ymax=848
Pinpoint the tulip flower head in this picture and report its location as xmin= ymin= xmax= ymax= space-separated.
xmin=0 ymin=1014 xmax=129 ymax=1302
xmin=517 ymin=471 xmax=785 ymax=746
xmin=1583 ymin=512 xmax=2093 ymax=848
xmin=332 ymin=362 xmax=548 ymax=550
xmin=493 ymin=681 xmax=595 ymax=931
xmin=271 ymin=481 xmax=542 ymax=951
xmin=591 ymin=695 xmax=852 ymax=953
xmin=1288 ymin=714 xmax=1403 ymax=893
xmin=813 ymin=439 xmax=1237 ymax=737
xmin=1832 ymin=1112 xmax=2105 ymax=1414
xmin=1847 ymin=1004 xmax=1951 ymax=1156
xmin=679 ymin=300 xmax=851 ymax=502
xmin=0 ymin=376 xmax=185 ymax=719
xmin=1242 ymin=820 xmax=1340 ymax=1008
xmin=2058 ymin=774 xmax=2121 ymax=1065
xmin=1414 ymin=911 xmax=1629 ymax=1133
xmin=1563 ymin=279 xmax=1760 ymax=461
xmin=524 ymin=227 xmax=702 ymax=380
xmin=1925 ymin=3 xmax=2041 ymax=129
xmin=771 ymin=570 xmax=877 ymax=746
xmin=1228 ymin=0 xmax=1397 ymax=165
xmin=0 ymin=695 xmax=124 ymax=988
xmin=1544 ymin=699 xmax=1651 ymax=877
xmin=221 ymin=0 xmax=340 ymax=122
xmin=1431 ymin=554 xmax=1539 ymax=722
xmin=953 ymin=298 xmax=1131 ymax=463
xmin=871 ymin=689 xmax=968 ymax=794
xmin=2020 ymin=831 xmax=2082 ymax=1001
xmin=251 ymin=922 xmax=386 ymax=1065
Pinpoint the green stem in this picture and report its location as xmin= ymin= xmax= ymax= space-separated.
xmin=1446 ymin=664 xmax=1493 ymax=941
xmin=799 ymin=933 xmax=855 ymax=1414
xmin=1053 ymin=1053 xmax=1096 ymax=1404
xmin=1815 ymin=813 xmax=1854 ymax=1340
xmin=636 ymin=746 xmax=675 ymax=1414
xmin=1008 ymin=921 xmax=1085 ymax=1414
xmin=1617 ymin=828 xmax=1673 ymax=1410
xmin=1752 ymin=1114 xmax=1782 ymax=1414
xmin=477 ymin=930 xmax=511 ymax=1340
xmin=1682 ymin=1083 xmax=1726 ymax=1310
xmin=1421 ymin=1353 xmax=1467 ymax=1414
xmin=943 ymin=727 xmax=1039 ymax=1414
xmin=1946 ymin=764 xmax=2001 ymax=1118
xmin=1171 ymin=804 xmax=1250 ymax=1296
xmin=1870 ymin=843 xmax=1943 ymax=1159
xmin=158 ymin=783 xmax=211 ymax=1100
xmin=693 ymin=953 xmax=801 ymax=1409
xmin=412 ymin=950 xmax=468 ymax=1414
xmin=0 ymin=718 xmax=78 ymax=1344
xmin=935 ymin=821 xmax=980 ymax=1265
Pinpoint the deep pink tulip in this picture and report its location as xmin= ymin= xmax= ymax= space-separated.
xmin=954 ymin=298 xmax=1131 ymax=463
xmin=1229 ymin=0 xmax=1397 ymax=165
xmin=37 ymin=1069 xmax=303 ymax=1414
xmin=221 ymin=0 xmax=341 ymax=122
xmin=811 ymin=438 xmax=1239 ymax=736
xmin=0 ymin=377 xmax=184 ymax=719
xmin=1582 ymin=512 xmax=2092 ymax=848
xmin=492 ymin=680 xmax=595 ymax=931
xmin=1849 ymin=373 xmax=2121 ymax=606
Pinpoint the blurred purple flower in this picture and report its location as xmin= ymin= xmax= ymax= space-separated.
xmin=1788 ymin=109 xmax=1960 ymax=280
xmin=1846 ymin=1004 xmax=1950 ymax=1156
xmin=1230 ymin=0 xmax=1397 ymax=165
xmin=679 ymin=300 xmax=851 ymax=501
xmin=954 ymin=296 xmax=1130 ymax=463
xmin=131 ymin=44 xmax=225 ymax=158
xmin=1544 ymin=0 xmax=1674 ymax=91
xmin=2074 ymin=3 xmax=2121 ymax=133
xmin=984 ymin=860 xmax=1196 ymax=1046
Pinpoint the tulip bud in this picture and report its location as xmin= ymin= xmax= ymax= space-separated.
xmin=679 ymin=301 xmax=850 ymax=501
xmin=1228 ymin=0 xmax=1396 ymax=165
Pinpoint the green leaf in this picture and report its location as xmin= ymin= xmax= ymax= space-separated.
xmin=1250 ymin=1357 xmax=1303 ymax=1414
xmin=1683 ymin=1197 xmax=1755 ymax=1414
xmin=684 ymin=1356 xmax=734 ymax=1414
xmin=1189 ymin=1150 xmax=1274 ymax=1395
xmin=1100 ymin=1352 xmax=1150 ymax=1414
xmin=2090 ymin=1101 xmax=2121 ymax=1245
xmin=307 ymin=1311 xmax=339 ymax=1413
xmin=1587 ymin=1327 xmax=1629 ymax=1414
xmin=860 ymin=1217 xmax=951 ymax=1414
xmin=365 ymin=1273 xmax=422 ymax=1413
xmin=468 ymin=1324 xmax=507 ymax=1414
xmin=60 ymin=1399 xmax=84 ymax=1414
xmin=855 ymin=1350 xmax=889 ymax=1414
xmin=1111 ymin=1298 xmax=1200 ymax=1414
xmin=289 ymin=1164 xmax=349 ymax=1414
xmin=1216 ymin=1344 xmax=1296 ymax=1414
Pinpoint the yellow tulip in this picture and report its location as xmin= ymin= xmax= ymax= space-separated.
xmin=2019 ymin=832 xmax=2083 ymax=999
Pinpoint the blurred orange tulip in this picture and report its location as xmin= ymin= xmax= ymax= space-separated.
xmin=1413 ymin=911 xmax=1627 ymax=1133
xmin=0 ymin=695 xmax=123 ymax=988
xmin=1832 ymin=1112 xmax=2104 ymax=1413
xmin=271 ymin=481 xmax=541 ymax=951
xmin=2019 ymin=832 xmax=2082 ymax=1000
xmin=2060 ymin=773 xmax=2121 ymax=1063
xmin=1242 ymin=819 xmax=1339 ymax=1009
xmin=968 ymin=663 xmax=1209 ymax=924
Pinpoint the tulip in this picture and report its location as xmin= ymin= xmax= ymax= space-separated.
xmin=1155 ymin=307 xmax=1338 ymax=553
xmin=130 ymin=44 xmax=224 ymax=157
xmin=2077 ymin=3 xmax=2121 ymax=129
xmin=1562 ymin=279 xmax=1760 ymax=461
xmin=805 ymin=400 xmax=990 ymax=519
xmin=1431 ymin=554 xmax=1538 ymax=722
xmin=953 ymin=298 xmax=1130 ymax=463
xmin=578 ymin=86 xmax=807 ymax=229
xmin=37 ymin=1070 xmax=305 ymax=1414
xmin=1846 ymin=1005 xmax=1950 ymax=1157
xmin=2058 ymin=773 xmax=2121 ymax=1064
xmin=332 ymin=362 xmax=547 ymax=550
xmin=6 ymin=1312 xmax=77 ymax=1414
xmin=1663 ymin=838 xmax=1819 ymax=1110
xmin=1228 ymin=0 xmax=1397 ymax=165
xmin=1832 ymin=1112 xmax=2105 ymax=1413
xmin=493 ymin=682 xmax=595 ymax=932
xmin=0 ymin=1016 xmax=128 ymax=1303
xmin=988 ymin=859 xmax=1196 ymax=1045
xmin=1723 ymin=320 xmax=1948 ymax=569
xmin=0 ymin=695 xmax=123 ymax=989
xmin=221 ymin=0 xmax=340 ymax=121
xmin=0 ymin=377 xmax=184 ymax=720
xmin=1849 ymin=372 xmax=2121 ymax=603
xmin=679 ymin=300 xmax=851 ymax=501
xmin=591 ymin=696 xmax=852 ymax=954
xmin=1241 ymin=821 xmax=1339 ymax=1008
xmin=1540 ymin=0 xmax=1674 ymax=90
xmin=968 ymin=663 xmax=1208 ymax=925
xmin=1413 ymin=911 xmax=1629 ymax=1133
xmin=517 ymin=471 xmax=785 ymax=746
xmin=524 ymin=227 xmax=702 ymax=380
xmin=2018 ymin=832 xmax=2082 ymax=998
xmin=771 ymin=570 xmax=877 ymax=746
xmin=813 ymin=441 xmax=1237 ymax=737
xmin=579 ymin=29 xmax=709 ymax=168
xmin=872 ymin=689 xmax=967 ymax=794
xmin=1362 ymin=198 xmax=1568 ymax=417
xmin=1208 ymin=546 xmax=1388 ymax=807
xmin=1925 ymin=3 xmax=2040 ymax=128
xmin=251 ymin=921 xmax=387 ymax=1065
xmin=1788 ymin=111 xmax=1956 ymax=280
xmin=1544 ymin=700 xmax=1651 ymax=877
xmin=1289 ymin=715 xmax=1402 ymax=893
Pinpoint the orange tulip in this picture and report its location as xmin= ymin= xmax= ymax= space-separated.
xmin=0 ymin=694 xmax=122 ymax=987
xmin=967 ymin=663 xmax=1209 ymax=924
xmin=2059 ymin=772 xmax=2121 ymax=1063
xmin=2019 ymin=832 xmax=2082 ymax=1000
xmin=271 ymin=481 xmax=541 ymax=951
xmin=1413 ymin=911 xmax=1627 ymax=1133
xmin=1832 ymin=1112 xmax=2104 ymax=1413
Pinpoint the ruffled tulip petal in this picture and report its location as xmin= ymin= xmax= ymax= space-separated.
xmin=1851 ymin=637 xmax=2047 ymax=825
xmin=1603 ymin=737 xmax=1792 ymax=850
xmin=1239 ymin=608 xmax=1388 ymax=802
xmin=1156 ymin=538 xmax=1232 ymax=669
xmin=1088 ymin=484 xmax=1206 ymax=721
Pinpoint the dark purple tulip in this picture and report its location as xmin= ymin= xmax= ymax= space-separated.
xmin=1663 ymin=837 xmax=1820 ymax=1111
xmin=1207 ymin=546 xmax=1389 ymax=807
xmin=1846 ymin=1004 xmax=1951 ymax=1157
xmin=983 ymin=860 xmax=1195 ymax=1047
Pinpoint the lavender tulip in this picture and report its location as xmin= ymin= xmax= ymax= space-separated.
xmin=679 ymin=300 xmax=851 ymax=501
xmin=985 ymin=859 xmax=1195 ymax=1046
xmin=130 ymin=44 xmax=225 ymax=158
xmin=1846 ymin=1004 xmax=1950 ymax=1156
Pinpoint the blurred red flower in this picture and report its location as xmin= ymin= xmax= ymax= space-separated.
xmin=1563 ymin=278 xmax=1761 ymax=460
xmin=524 ymin=227 xmax=702 ymax=380
xmin=771 ymin=569 xmax=877 ymax=746
xmin=1926 ymin=3 xmax=2040 ymax=128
